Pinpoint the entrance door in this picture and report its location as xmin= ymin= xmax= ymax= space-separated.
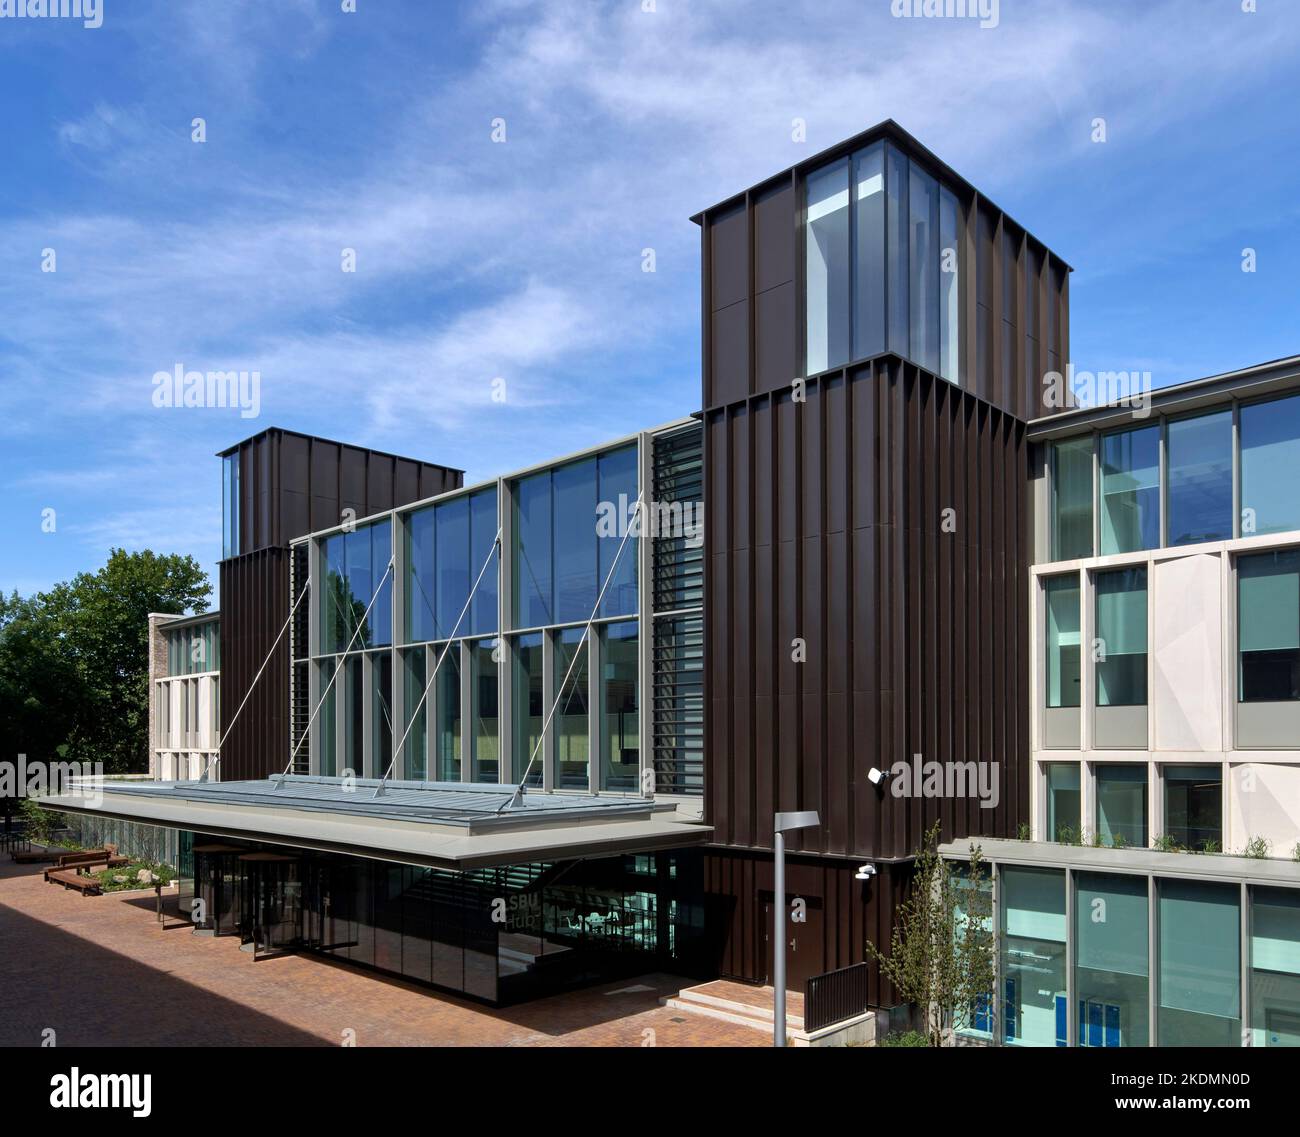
xmin=761 ymin=896 xmax=824 ymax=989
xmin=239 ymin=853 xmax=303 ymax=958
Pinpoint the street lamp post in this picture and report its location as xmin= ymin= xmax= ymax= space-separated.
xmin=773 ymin=809 xmax=820 ymax=1047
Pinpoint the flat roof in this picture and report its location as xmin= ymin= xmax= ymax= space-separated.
xmin=40 ymin=776 xmax=713 ymax=871
xmin=1025 ymin=353 xmax=1300 ymax=441
xmin=215 ymin=425 xmax=463 ymax=474
xmin=939 ymin=837 xmax=1300 ymax=889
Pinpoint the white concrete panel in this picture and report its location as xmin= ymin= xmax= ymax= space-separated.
xmin=1153 ymin=552 xmax=1222 ymax=752
xmin=1229 ymin=763 xmax=1300 ymax=857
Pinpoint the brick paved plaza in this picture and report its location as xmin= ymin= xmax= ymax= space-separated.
xmin=0 ymin=859 xmax=762 ymax=1048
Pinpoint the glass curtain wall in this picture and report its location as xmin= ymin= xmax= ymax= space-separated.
xmin=555 ymin=629 xmax=590 ymax=790
xmin=1251 ymin=887 xmax=1300 ymax=1046
xmin=471 ymin=639 xmax=499 ymax=783
xmin=1051 ymin=436 xmax=1093 ymax=560
xmin=601 ymin=622 xmax=639 ymax=791
xmin=1100 ymin=426 xmax=1160 ymax=554
xmin=1241 ymin=394 xmax=1300 ymax=536
xmin=806 ymin=141 xmax=960 ymax=384
xmin=1075 ymin=872 xmax=1149 ymax=1046
xmin=1166 ymin=410 xmax=1233 ymax=545
xmin=1000 ymin=867 xmax=1068 ymax=1046
xmin=513 ymin=633 xmax=544 ymax=786
xmin=1158 ymin=880 xmax=1240 ymax=1046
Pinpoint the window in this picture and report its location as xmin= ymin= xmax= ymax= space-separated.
xmin=1000 ymin=867 xmax=1067 ymax=1047
xmin=908 ymin=163 xmax=939 ymax=374
xmin=471 ymin=639 xmax=499 ymax=783
xmin=1044 ymin=763 xmax=1081 ymax=842
xmin=805 ymin=158 xmax=850 ymax=374
xmin=1075 ymin=872 xmax=1149 ymax=1047
xmin=852 ymin=143 xmax=885 ymax=361
xmin=1045 ymin=575 xmax=1081 ymax=708
xmin=1238 ymin=549 xmax=1300 ymax=702
xmin=1051 ymin=436 xmax=1093 ymax=560
xmin=221 ymin=453 xmax=240 ymax=559
xmin=406 ymin=508 xmax=436 ymax=643
xmin=807 ymin=142 xmax=961 ymax=383
xmin=1162 ymin=765 xmax=1222 ymax=851
xmin=1100 ymin=426 xmax=1160 ymax=554
xmin=1095 ymin=567 xmax=1147 ymax=707
xmin=343 ymin=656 xmax=364 ymax=775
xmin=1096 ymin=765 xmax=1148 ymax=848
xmin=319 ymin=659 xmax=337 ymax=777
xmin=938 ymin=186 xmax=960 ymax=384
xmin=597 ymin=446 xmax=638 ymax=618
xmin=401 ymin=649 xmax=426 ymax=780
xmin=601 ymin=621 xmax=639 ymax=791
xmin=369 ymin=520 xmax=393 ymax=647
xmin=1158 ymin=881 xmax=1240 ymax=1046
xmin=435 ymin=496 xmax=470 ymax=639
xmin=1250 ymin=887 xmax=1300 ymax=1047
xmin=1166 ymin=410 xmax=1233 ymax=545
xmin=435 ymin=647 xmax=461 ymax=781
xmin=1241 ymin=394 xmax=1300 ymax=536
xmin=513 ymin=471 xmax=553 ymax=628
xmin=371 ymin=652 xmax=393 ymax=779
xmin=556 ymin=628 xmax=590 ymax=789
xmin=554 ymin=458 xmax=599 ymax=624
xmin=513 ymin=633 xmax=544 ymax=786
xmin=469 ymin=490 xmax=499 ymax=635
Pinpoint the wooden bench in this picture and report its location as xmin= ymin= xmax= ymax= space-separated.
xmin=46 ymin=869 xmax=102 ymax=896
xmin=12 ymin=848 xmax=59 ymax=864
xmin=43 ymin=848 xmax=129 ymax=881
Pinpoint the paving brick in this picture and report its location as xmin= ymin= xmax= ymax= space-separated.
xmin=0 ymin=860 xmax=762 ymax=1047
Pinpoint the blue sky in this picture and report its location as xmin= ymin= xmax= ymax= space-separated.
xmin=2 ymin=0 xmax=1298 ymax=602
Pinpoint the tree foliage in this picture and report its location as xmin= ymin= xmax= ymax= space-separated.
xmin=0 ymin=549 xmax=210 ymax=775
xmin=866 ymin=821 xmax=995 ymax=1047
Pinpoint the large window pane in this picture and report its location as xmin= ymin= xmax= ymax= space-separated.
xmin=513 ymin=633 xmax=544 ymax=786
xmin=805 ymin=158 xmax=850 ymax=374
xmin=601 ymin=621 xmax=639 ymax=791
xmin=513 ymin=472 xmax=552 ymax=628
xmin=471 ymin=639 xmax=499 ymax=783
xmin=1162 ymin=765 xmax=1222 ymax=851
xmin=1100 ymin=426 xmax=1160 ymax=554
xmin=345 ymin=526 xmax=372 ymax=647
xmin=1159 ymin=880 xmax=1240 ymax=1046
xmin=369 ymin=519 xmax=392 ymax=647
xmin=556 ymin=629 xmax=590 ymax=790
xmin=401 ymin=648 xmax=426 ymax=780
xmin=1250 ymin=887 xmax=1300 ymax=1046
xmin=1096 ymin=765 xmax=1147 ymax=848
xmin=1045 ymin=575 xmax=1081 ymax=708
xmin=1075 ymin=872 xmax=1149 ymax=1047
xmin=885 ymin=145 xmax=909 ymax=357
xmin=322 ymin=533 xmax=347 ymax=654
xmin=553 ymin=458 xmax=598 ymax=623
xmin=1045 ymin=763 xmax=1081 ymax=842
xmin=406 ymin=508 xmax=436 ymax=644
xmin=1051 ymin=436 xmax=1093 ymax=560
xmin=1241 ymin=394 xmax=1300 ymax=536
xmin=1238 ymin=549 xmax=1300 ymax=702
xmin=1001 ymin=867 xmax=1067 ymax=1046
xmin=343 ymin=656 xmax=364 ymax=776
xmin=908 ymin=163 xmax=939 ymax=374
xmin=435 ymin=646 xmax=461 ymax=781
xmin=938 ymin=185 xmax=960 ymax=384
xmin=434 ymin=496 xmax=470 ymax=639
xmin=371 ymin=651 xmax=393 ymax=779
xmin=597 ymin=445 xmax=638 ymax=618
xmin=852 ymin=143 xmax=885 ymax=361
xmin=319 ymin=659 xmax=337 ymax=777
xmin=1166 ymin=410 xmax=1232 ymax=546
xmin=1095 ymin=567 xmax=1147 ymax=707
xmin=469 ymin=489 xmax=499 ymax=636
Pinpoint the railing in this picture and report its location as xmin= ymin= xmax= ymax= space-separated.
xmin=805 ymin=962 xmax=871 ymax=1033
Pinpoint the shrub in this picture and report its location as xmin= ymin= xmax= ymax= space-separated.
xmin=878 ymin=1030 xmax=930 ymax=1048
xmin=1242 ymin=836 xmax=1272 ymax=859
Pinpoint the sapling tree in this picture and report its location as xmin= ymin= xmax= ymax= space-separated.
xmin=866 ymin=821 xmax=995 ymax=1047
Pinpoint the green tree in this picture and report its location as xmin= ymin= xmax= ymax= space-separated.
xmin=0 ymin=549 xmax=210 ymax=775
xmin=866 ymin=821 xmax=995 ymax=1047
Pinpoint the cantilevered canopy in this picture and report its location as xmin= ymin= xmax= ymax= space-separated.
xmin=40 ymin=776 xmax=712 ymax=871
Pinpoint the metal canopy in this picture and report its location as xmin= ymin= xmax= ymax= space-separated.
xmin=39 ymin=776 xmax=712 ymax=871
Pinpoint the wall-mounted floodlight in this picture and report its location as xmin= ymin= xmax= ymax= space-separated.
xmin=773 ymin=809 xmax=820 ymax=1048
xmin=867 ymin=767 xmax=891 ymax=786
xmin=855 ymin=864 xmax=877 ymax=881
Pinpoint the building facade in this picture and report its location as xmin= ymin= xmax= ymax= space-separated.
xmin=148 ymin=611 xmax=221 ymax=781
xmin=49 ymin=121 xmax=1300 ymax=1037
